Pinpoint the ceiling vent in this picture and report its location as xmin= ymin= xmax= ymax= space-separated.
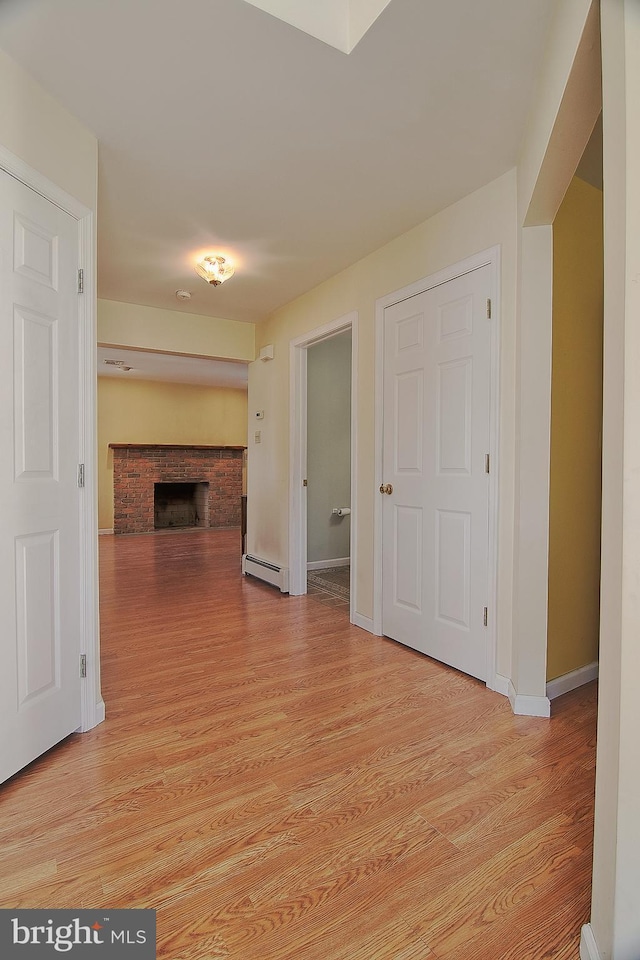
xmin=103 ymin=359 xmax=133 ymax=371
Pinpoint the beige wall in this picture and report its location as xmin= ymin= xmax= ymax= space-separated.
xmin=547 ymin=175 xmax=603 ymax=681
xmin=248 ymin=168 xmax=518 ymax=676
xmin=98 ymin=378 xmax=248 ymax=530
xmin=98 ymin=299 xmax=255 ymax=362
xmin=0 ymin=47 xmax=97 ymax=210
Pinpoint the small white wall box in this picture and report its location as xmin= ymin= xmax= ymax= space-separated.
xmin=259 ymin=344 xmax=274 ymax=361
xmin=255 ymin=410 xmax=264 ymax=420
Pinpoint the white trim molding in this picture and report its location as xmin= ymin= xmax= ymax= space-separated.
xmin=547 ymin=661 xmax=599 ymax=700
xmin=489 ymin=674 xmax=511 ymax=698
xmin=307 ymin=557 xmax=350 ymax=570
xmin=373 ymin=246 xmax=502 ymax=688
xmin=580 ymin=924 xmax=601 ymax=960
xmin=352 ymin=613 xmax=377 ymax=634
xmin=0 ymin=144 xmax=103 ymax=733
xmin=0 ymin=145 xmax=89 ymax=220
xmin=99 ymin=529 xmax=115 ymax=536
xmin=508 ymin=681 xmax=551 ymax=718
xmin=77 ymin=204 xmax=103 ymax=732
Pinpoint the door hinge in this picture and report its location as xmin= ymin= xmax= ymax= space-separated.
xmin=485 ymin=453 xmax=490 ymax=474
xmin=486 ymin=298 xmax=492 ymax=319
xmin=78 ymin=463 xmax=85 ymax=488
xmin=303 ymin=479 xmax=308 ymax=487
xmin=80 ymin=654 xmax=87 ymax=678
xmin=483 ymin=607 xmax=488 ymax=627
xmin=77 ymin=268 xmax=84 ymax=294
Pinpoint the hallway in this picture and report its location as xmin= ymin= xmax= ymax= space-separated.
xmin=0 ymin=529 xmax=596 ymax=958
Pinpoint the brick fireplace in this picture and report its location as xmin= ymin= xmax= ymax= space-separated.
xmin=110 ymin=444 xmax=245 ymax=535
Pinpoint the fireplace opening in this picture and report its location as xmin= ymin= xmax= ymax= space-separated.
xmin=154 ymin=482 xmax=209 ymax=529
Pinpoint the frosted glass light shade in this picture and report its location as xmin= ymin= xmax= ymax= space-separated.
xmin=195 ymin=255 xmax=235 ymax=285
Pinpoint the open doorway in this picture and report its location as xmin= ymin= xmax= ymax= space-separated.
xmin=289 ymin=312 xmax=358 ymax=622
xmin=306 ymin=331 xmax=352 ymax=607
xmin=96 ymin=349 xmax=248 ymax=539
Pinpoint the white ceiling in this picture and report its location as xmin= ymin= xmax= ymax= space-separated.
xmin=97 ymin=347 xmax=248 ymax=388
xmin=0 ymin=0 xmax=556 ymax=324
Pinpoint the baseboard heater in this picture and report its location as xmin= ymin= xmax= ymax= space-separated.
xmin=242 ymin=554 xmax=289 ymax=593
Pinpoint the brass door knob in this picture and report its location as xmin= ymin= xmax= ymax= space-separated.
xmin=379 ymin=483 xmax=393 ymax=495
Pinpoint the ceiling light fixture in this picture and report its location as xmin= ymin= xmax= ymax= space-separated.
xmin=195 ymin=255 xmax=235 ymax=286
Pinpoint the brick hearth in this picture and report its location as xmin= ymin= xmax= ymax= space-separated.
xmin=110 ymin=444 xmax=245 ymax=535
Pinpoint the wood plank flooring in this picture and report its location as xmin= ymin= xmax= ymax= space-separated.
xmin=0 ymin=529 xmax=597 ymax=959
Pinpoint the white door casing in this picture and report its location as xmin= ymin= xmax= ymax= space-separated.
xmin=376 ymin=252 xmax=499 ymax=685
xmin=0 ymin=159 xmax=101 ymax=783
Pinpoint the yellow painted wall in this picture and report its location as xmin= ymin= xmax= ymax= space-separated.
xmin=98 ymin=378 xmax=248 ymax=530
xmin=98 ymin=299 xmax=255 ymax=362
xmin=547 ymin=175 xmax=603 ymax=680
xmin=248 ymin=169 xmax=518 ymax=677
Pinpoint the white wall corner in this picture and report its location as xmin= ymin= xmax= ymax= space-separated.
xmin=94 ymin=698 xmax=106 ymax=725
xmin=508 ymin=680 xmax=551 ymax=718
xmin=489 ymin=673 xmax=511 ymax=698
xmin=80 ymin=692 xmax=105 ymax=733
xmin=580 ymin=924 xmax=601 ymax=960
xmin=511 ymin=223 xmax=553 ymax=720
xmin=352 ymin=612 xmax=378 ymax=635
xmin=546 ymin=661 xmax=599 ymax=700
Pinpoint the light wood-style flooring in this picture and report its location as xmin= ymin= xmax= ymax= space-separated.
xmin=0 ymin=529 xmax=597 ymax=959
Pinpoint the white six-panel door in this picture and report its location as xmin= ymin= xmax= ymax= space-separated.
xmin=382 ymin=265 xmax=491 ymax=681
xmin=0 ymin=168 xmax=82 ymax=783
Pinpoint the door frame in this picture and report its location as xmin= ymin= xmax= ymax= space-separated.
xmin=289 ymin=311 xmax=358 ymax=622
xmin=0 ymin=144 xmax=103 ymax=732
xmin=373 ymin=247 xmax=501 ymax=690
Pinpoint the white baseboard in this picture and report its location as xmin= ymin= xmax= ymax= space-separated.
xmin=98 ymin=528 xmax=114 ymax=535
xmin=489 ymin=673 xmax=510 ymax=698
xmin=547 ymin=661 xmax=599 ymax=700
xmin=508 ymin=681 xmax=551 ymax=717
xmin=580 ymin=924 xmax=601 ymax=960
xmin=307 ymin=557 xmax=350 ymax=570
xmin=81 ymin=696 xmax=105 ymax=732
xmin=352 ymin=612 xmax=376 ymax=634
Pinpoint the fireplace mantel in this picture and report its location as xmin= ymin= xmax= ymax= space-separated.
xmin=109 ymin=443 xmax=246 ymax=451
